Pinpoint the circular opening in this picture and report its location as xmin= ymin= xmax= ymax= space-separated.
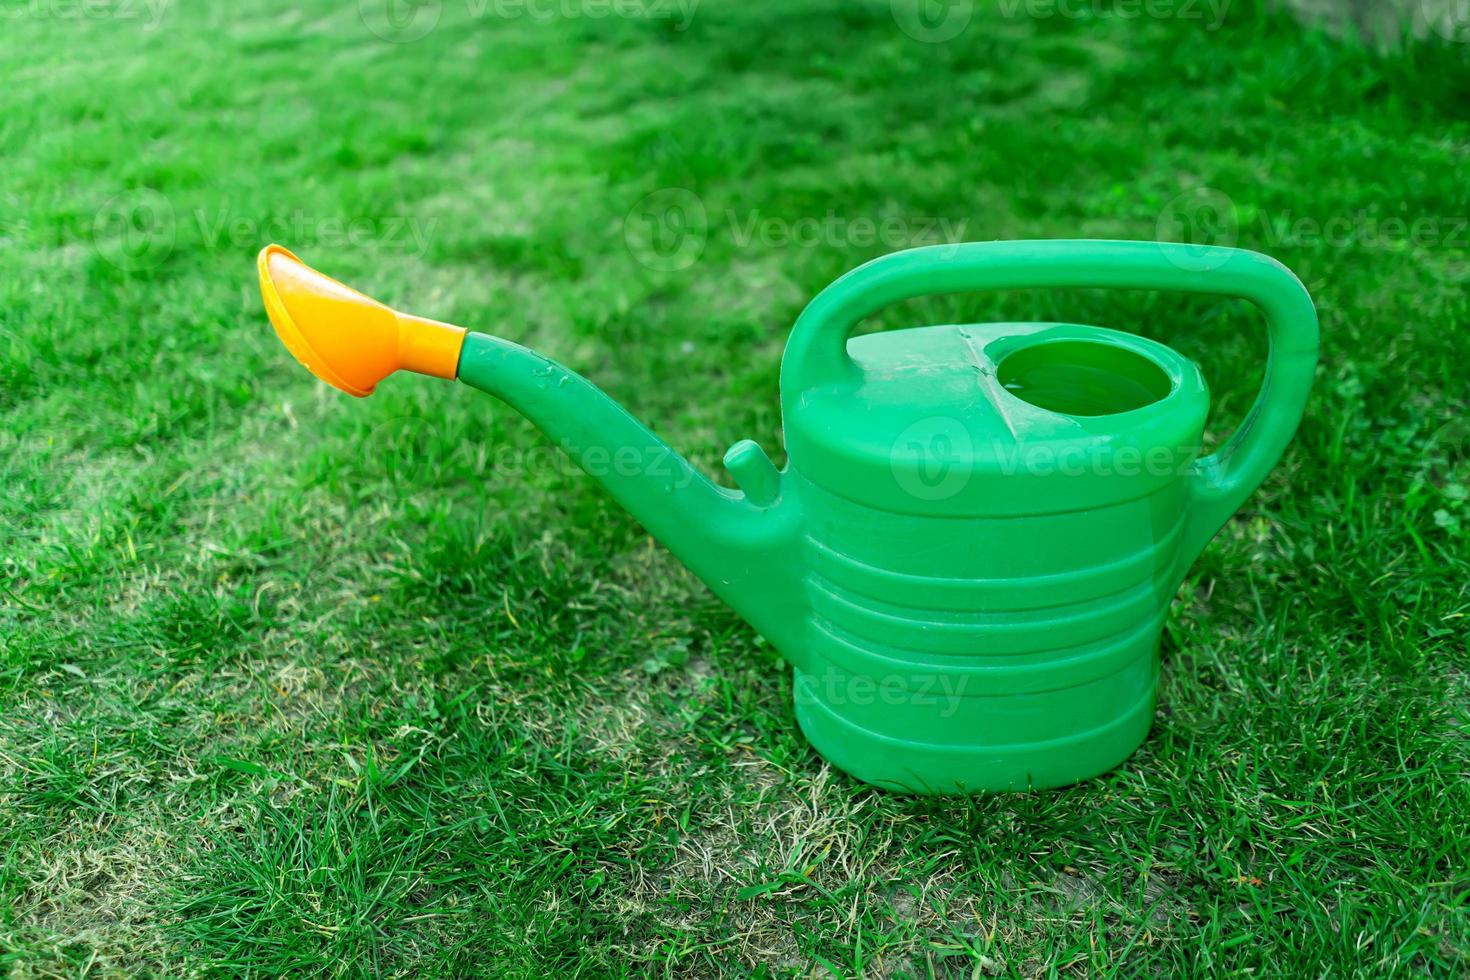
xmin=997 ymin=341 xmax=1172 ymax=417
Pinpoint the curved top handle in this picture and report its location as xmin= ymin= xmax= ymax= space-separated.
xmin=782 ymin=239 xmax=1319 ymax=558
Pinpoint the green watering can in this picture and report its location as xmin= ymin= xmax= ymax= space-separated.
xmin=258 ymin=239 xmax=1317 ymax=794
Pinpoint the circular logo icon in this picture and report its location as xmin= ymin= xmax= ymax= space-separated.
xmin=359 ymin=0 xmax=442 ymax=43
xmin=92 ymin=188 xmax=176 ymax=272
xmin=891 ymin=0 xmax=974 ymax=42
xmin=622 ymin=188 xmax=709 ymax=272
xmin=1430 ymin=418 xmax=1470 ymax=472
xmin=890 ymin=416 xmax=973 ymax=502
xmin=363 ymin=413 xmax=456 ymax=487
xmin=1156 ymin=186 xmax=1239 ymax=272
xmin=1422 ymin=0 xmax=1470 ymax=42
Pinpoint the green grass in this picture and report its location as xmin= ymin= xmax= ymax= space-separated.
xmin=2 ymin=0 xmax=1468 ymax=975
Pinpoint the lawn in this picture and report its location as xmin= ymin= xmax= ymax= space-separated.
xmin=2 ymin=0 xmax=1468 ymax=975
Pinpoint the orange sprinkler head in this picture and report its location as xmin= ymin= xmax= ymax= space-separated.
xmin=257 ymin=244 xmax=466 ymax=397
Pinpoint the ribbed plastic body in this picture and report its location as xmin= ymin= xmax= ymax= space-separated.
xmin=790 ymin=474 xmax=1186 ymax=793
xmin=776 ymin=316 xmax=1213 ymax=793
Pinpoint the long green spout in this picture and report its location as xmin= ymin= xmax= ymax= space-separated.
xmin=257 ymin=245 xmax=807 ymax=659
xmin=456 ymin=332 xmax=806 ymax=654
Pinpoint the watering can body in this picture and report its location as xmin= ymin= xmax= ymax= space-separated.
xmin=259 ymin=239 xmax=1317 ymax=794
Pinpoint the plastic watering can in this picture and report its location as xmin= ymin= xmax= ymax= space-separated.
xmin=257 ymin=239 xmax=1317 ymax=794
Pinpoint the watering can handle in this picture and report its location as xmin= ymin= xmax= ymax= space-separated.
xmin=782 ymin=239 xmax=1318 ymax=557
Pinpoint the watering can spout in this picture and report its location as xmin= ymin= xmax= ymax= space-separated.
xmin=258 ymin=244 xmax=467 ymax=397
xmin=256 ymin=246 xmax=808 ymax=659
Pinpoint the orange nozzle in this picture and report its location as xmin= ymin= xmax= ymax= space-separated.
xmin=257 ymin=244 xmax=467 ymax=397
